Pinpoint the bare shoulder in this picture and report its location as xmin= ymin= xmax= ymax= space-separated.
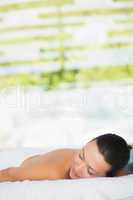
xmin=40 ymin=148 xmax=76 ymax=163
xmin=48 ymin=148 xmax=76 ymax=155
xmin=18 ymin=148 xmax=76 ymax=180
xmin=21 ymin=148 xmax=75 ymax=170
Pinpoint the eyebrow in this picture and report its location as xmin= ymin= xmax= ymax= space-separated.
xmin=83 ymin=147 xmax=97 ymax=174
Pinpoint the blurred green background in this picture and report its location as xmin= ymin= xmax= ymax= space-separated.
xmin=0 ymin=0 xmax=133 ymax=90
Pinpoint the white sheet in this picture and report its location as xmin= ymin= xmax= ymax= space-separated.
xmin=0 ymin=148 xmax=133 ymax=200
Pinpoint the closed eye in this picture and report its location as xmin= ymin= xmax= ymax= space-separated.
xmin=79 ymin=151 xmax=94 ymax=175
xmin=87 ymin=168 xmax=94 ymax=175
xmin=79 ymin=150 xmax=83 ymax=160
xmin=79 ymin=153 xmax=82 ymax=160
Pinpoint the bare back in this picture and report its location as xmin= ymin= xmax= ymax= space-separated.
xmin=19 ymin=148 xmax=77 ymax=180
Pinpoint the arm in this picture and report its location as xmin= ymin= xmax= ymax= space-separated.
xmin=0 ymin=165 xmax=60 ymax=182
xmin=0 ymin=148 xmax=70 ymax=182
xmin=0 ymin=167 xmax=20 ymax=182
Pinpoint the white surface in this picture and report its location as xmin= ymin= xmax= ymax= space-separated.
xmin=0 ymin=148 xmax=133 ymax=200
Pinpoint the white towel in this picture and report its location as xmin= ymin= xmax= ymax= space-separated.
xmin=0 ymin=148 xmax=133 ymax=200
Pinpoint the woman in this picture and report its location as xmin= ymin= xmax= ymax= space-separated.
xmin=0 ymin=133 xmax=131 ymax=182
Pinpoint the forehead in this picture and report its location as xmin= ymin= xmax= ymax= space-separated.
xmin=84 ymin=140 xmax=111 ymax=175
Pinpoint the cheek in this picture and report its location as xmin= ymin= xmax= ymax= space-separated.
xmin=73 ymin=154 xmax=80 ymax=164
xmin=81 ymin=173 xmax=89 ymax=178
xmin=86 ymin=174 xmax=97 ymax=178
xmin=81 ymin=169 xmax=97 ymax=178
xmin=79 ymin=172 xmax=96 ymax=179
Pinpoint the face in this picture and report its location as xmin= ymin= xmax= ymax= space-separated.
xmin=69 ymin=140 xmax=111 ymax=179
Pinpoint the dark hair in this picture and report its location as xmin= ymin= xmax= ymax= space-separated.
xmin=121 ymin=145 xmax=133 ymax=175
xmin=92 ymin=133 xmax=130 ymax=177
xmin=123 ymin=162 xmax=133 ymax=175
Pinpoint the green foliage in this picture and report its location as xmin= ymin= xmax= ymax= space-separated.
xmin=115 ymin=19 xmax=133 ymax=24
xmin=0 ymin=0 xmax=133 ymax=92
xmin=0 ymin=23 xmax=83 ymax=33
xmin=0 ymin=33 xmax=71 ymax=45
xmin=0 ymin=66 xmax=133 ymax=90
xmin=0 ymin=0 xmax=73 ymax=13
xmin=108 ymin=29 xmax=133 ymax=37
xmin=39 ymin=7 xmax=133 ymax=18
